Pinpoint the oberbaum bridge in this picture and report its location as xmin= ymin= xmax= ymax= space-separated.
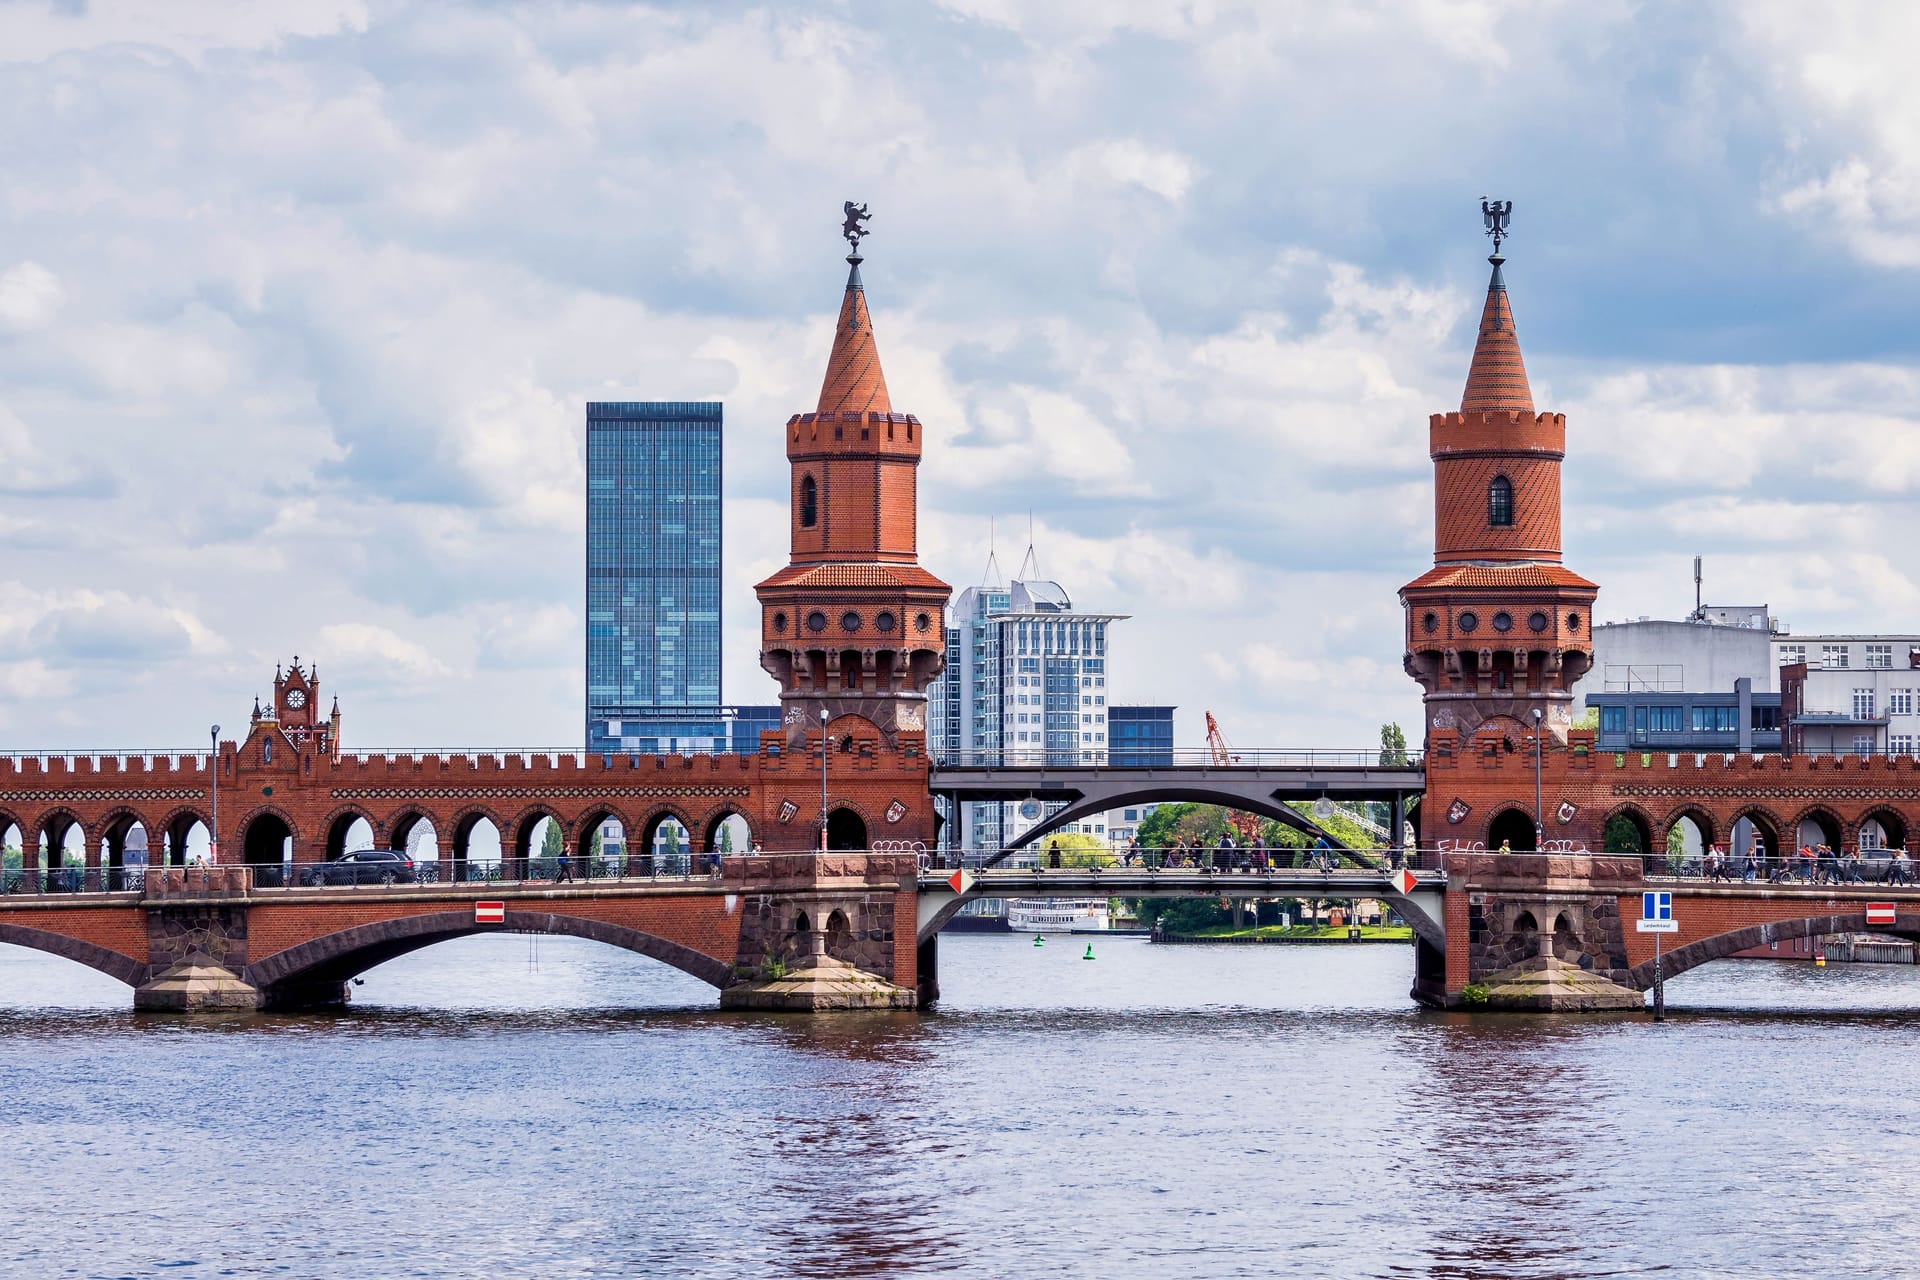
xmin=1 ymin=204 xmax=1913 ymax=1015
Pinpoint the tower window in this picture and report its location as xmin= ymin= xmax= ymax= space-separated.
xmin=799 ymin=474 xmax=818 ymax=528
xmin=1488 ymin=475 xmax=1513 ymax=527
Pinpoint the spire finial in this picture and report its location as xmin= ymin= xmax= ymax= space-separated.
xmin=1481 ymin=196 xmax=1513 ymax=258
xmin=841 ymin=200 xmax=871 ymax=262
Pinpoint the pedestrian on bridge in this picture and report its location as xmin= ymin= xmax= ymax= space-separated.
xmin=1816 ymin=844 xmax=1839 ymax=886
xmin=1215 ymin=833 xmax=1235 ymax=873
xmin=554 ymin=853 xmax=574 ymax=884
xmin=1251 ymin=834 xmax=1269 ymax=870
xmin=1887 ymin=847 xmax=1912 ymax=885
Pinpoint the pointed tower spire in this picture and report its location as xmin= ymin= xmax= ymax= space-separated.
xmin=1460 ymin=197 xmax=1533 ymax=414
xmin=816 ymin=203 xmax=891 ymax=416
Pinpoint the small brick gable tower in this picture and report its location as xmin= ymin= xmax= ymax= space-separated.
xmin=1401 ymin=244 xmax=1598 ymax=746
xmin=755 ymin=241 xmax=950 ymax=749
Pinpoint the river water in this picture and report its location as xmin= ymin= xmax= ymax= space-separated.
xmin=3 ymin=934 xmax=1919 ymax=1278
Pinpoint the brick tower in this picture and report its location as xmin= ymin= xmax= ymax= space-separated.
xmin=755 ymin=220 xmax=950 ymax=749
xmin=1400 ymin=216 xmax=1597 ymax=745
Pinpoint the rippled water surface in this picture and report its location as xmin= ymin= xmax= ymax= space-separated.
xmin=5 ymin=934 xmax=1920 ymax=1278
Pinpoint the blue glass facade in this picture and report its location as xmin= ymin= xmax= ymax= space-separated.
xmin=1109 ymin=705 xmax=1176 ymax=765
xmin=586 ymin=402 xmax=723 ymax=753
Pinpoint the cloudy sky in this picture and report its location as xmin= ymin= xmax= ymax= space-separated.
xmin=1 ymin=0 xmax=1918 ymax=751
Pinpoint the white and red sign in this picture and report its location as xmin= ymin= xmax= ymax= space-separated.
xmin=947 ymin=869 xmax=974 ymax=896
xmin=1867 ymin=903 xmax=1897 ymax=927
xmin=1388 ymin=868 xmax=1418 ymax=896
xmin=474 ymin=901 xmax=506 ymax=925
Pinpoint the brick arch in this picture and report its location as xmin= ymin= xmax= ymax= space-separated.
xmin=244 ymin=909 xmax=734 ymax=993
xmin=1600 ymin=802 xmax=1657 ymax=854
xmin=1859 ymin=806 xmax=1910 ymax=851
xmin=318 ymin=803 xmax=379 ymax=860
xmin=380 ymin=805 xmax=441 ymax=851
xmin=504 ymin=804 xmax=568 ymax=856
xmin=634 ymin=804 xmax=695 ymax=846
xmin=29 ymin=805 xmax=90 ymax=845
xmin=1786 ymin=804 xmax=1845 ymax=849
xmin=448 ymin=806 xmax=506 ymax=846
xmin=1727 ymin=803 xmax=1787 ymax=848
xmin=0 ymin=922 xmax=147 ymax=986
xmin=694 ymin=802 xmax=754 ymax=853
xmin=93 ymin=806 xmax=151 ymax=840
xmin=1625 ymin=910 xmax=1917 ymax=989
xmin=1658 ymin=803 xmax=1717 ymax=850
xmin=569 ymin=805 xmax=625 ymax=860
xmin=154 ymin=805 xmax=211 ymax=837
xmin=232 ymin=802 xmax=303 ymax=842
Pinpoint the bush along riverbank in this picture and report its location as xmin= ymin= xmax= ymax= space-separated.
xmin=1152 ymin=924 xmax=1414 ymax=945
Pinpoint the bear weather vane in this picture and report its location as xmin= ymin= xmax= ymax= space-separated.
xmin=1481 ymin=196 xmax=1513 ymax=254
xmin=842 ymin=201 xmax=872 ymax=258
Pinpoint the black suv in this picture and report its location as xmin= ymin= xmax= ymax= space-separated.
xmin=306 ymin=849 xmax=418 ymax=887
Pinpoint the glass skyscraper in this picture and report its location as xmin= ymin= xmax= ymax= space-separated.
xmin=586 ymin=402 xmax=727 ymax=753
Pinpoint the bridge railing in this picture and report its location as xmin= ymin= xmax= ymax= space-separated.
xmin=931 ymin=748 xmax=1425 ymax=769
xmin=243 ymin=855 xmax=740 ymax=891
xmin=936 ymin=844 xmax=1446 ymax=874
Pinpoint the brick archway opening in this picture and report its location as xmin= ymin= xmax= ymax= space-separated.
xmin=826 ymin=807 xmax=867 ymax=852
xmin=326 ymin=812 xmax=375 ymax=863
xmin=1795 ymin=809 xmax=1844 ymax=853
xmin=99 ymin=814 xmax=149 ymax=892
xmin=1488 ymin=807 xmax=1536 ymax=853
xmin=1861 ymin=808 xmax=1907 ymax=853
xmin=243 ymin=813 xmax=294 ymax=888
xmin=451 ymin=814 xmax=501 ymax=883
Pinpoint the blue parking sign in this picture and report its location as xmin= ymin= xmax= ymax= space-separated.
xmin=1641 ymin=891 xmax=1672 ymax=921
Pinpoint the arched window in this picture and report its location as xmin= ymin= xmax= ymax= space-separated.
xmin=799 ymin=474 xmax=818 ymax=528
xmin=1487 ymin=475 xmax=1513 ymax=527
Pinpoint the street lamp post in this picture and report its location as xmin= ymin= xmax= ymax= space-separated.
xmin=209 ymin=724 xmax=221 ymax=872
xmin=819 ymin=707 xmax=830 ymax=854
xmin=1531 ymin=707 xmax=1544 ymax=851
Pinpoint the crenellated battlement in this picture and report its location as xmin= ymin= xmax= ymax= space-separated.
xmin=1429 ymin=411 xmax=1566 ymax=458
xmin=787 ymin=409 xmax=922 ymax=460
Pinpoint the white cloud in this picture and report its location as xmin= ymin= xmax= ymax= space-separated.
xmin=0 ymin=262 xmax=64 ymax=332
xmin=0 ymin=0 xmax=1915 ymax=754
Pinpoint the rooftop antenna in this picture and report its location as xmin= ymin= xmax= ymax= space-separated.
xmin=1693 ymin=555 xmax=1703 ymax=622
xmin=983 ymin=517 xmax=1004 ymax=588
xmin=1017 ymin=510 xmax=1040 ymax=581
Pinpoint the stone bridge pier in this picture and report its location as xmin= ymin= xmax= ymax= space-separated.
xmin=1429 ymin=852 xmax=1648 ymax=1011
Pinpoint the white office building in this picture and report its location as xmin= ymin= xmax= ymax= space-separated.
xmin=930 ymin=569 xmax=1128 ymax=863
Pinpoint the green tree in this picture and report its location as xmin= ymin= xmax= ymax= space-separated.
xmin=1378 ymin=721 xmax=1409 ymax=767
xmin=718 ymin=823 xmax=734 ymax=853
xmin=541 ymin=820 xmax=565 ymax=874
xmin=662 ymin=821 xmax=682 ymax=869
xmin=1136 ymin=802 xmax=1197 ymax=851
xmin=1036 ymin=832 xmax=1111 ymax=867
xmin=1664 ymin=820 xmax=1687 ymax=874
xmin=1131 ymin=896 xmax=1232 ymax=933
xmin=1603 ymin=814 xmax=1645 ymax=853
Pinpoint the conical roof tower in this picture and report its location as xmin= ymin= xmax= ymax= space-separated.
xmin=755 ymin=209 xmax=951 ymax=751
xmin=1399 ymin=203 xmax=1597 ymax=749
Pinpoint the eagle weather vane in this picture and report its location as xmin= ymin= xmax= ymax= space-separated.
xmin=1481 ymin=196 xmax=1513 ymax=254
xmin=842 ymin=200 xmax=871 ymax=257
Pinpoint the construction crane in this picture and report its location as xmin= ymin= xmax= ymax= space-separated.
xmin=1205 ymin=710 xmax=1391 ymax=846
xmin=1204 ymin=711 xmax=1263 ymax=843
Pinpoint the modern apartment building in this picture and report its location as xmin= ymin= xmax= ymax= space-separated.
xmin=930 ymin=571 xmax=1129 ymax=861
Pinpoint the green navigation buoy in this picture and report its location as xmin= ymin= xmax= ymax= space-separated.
xmin=1082 ymin=943 xmax=1096 ymax=961
xmin=1034 ymin=933 xmax=1045 ymax=947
